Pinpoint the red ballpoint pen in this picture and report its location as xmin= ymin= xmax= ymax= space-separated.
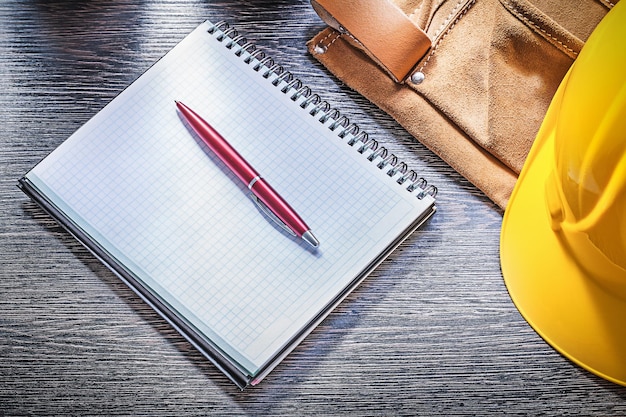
xmin=175 ymin=101 xmax=319 ymax=248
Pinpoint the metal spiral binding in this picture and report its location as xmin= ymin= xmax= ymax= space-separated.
xmin=207 ymin=21 xmax=437 ymax=200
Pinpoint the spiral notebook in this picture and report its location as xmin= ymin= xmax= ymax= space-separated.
xmin=18 ymin=20 xmax=437 ymax=389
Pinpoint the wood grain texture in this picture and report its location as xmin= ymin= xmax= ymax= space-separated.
xmin=1 ymin=0 xmax=625 ymax=415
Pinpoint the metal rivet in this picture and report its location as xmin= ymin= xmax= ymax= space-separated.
xmin=410 ymin=71 xmax=425 ymax=84
xmin=314 ymin=43 xmax=327 ymax=54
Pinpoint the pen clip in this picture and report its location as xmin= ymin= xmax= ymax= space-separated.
xmin=250 ymin=194 xmax=297 ymax=236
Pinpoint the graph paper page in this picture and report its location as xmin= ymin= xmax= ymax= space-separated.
xmin=26 ymin=21 xmax=434 ymax=375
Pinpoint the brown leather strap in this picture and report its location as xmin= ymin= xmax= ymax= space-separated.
xmin=311 ymin=0 xmax=431 ymax=82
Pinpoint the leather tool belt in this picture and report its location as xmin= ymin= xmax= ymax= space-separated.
xmin=309 ymin=0 xmax=615 ymax=209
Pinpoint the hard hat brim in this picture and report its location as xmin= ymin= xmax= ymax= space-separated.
xmin=500 ymin=75 xmax=626 ymax=386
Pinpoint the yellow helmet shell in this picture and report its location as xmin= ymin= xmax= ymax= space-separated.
xmin=500 ymin=1 xmax=626 ymax=385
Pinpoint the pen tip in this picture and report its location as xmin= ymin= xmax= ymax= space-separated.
xmin=302 ymin=230 xmax=319 ymax=248
xmin=175 ymin=101 xmax=186 ymax=112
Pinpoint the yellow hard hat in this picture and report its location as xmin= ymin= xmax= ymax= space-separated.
xmin=500 ymin=0 xmax=626 ymax=386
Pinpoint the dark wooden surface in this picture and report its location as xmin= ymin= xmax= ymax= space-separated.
xmin=1 ymin=0 xmax=624 ymax=415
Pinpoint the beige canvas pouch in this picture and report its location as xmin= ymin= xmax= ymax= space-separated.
xmin=308 ymin=0 xmax=614 ymax=209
